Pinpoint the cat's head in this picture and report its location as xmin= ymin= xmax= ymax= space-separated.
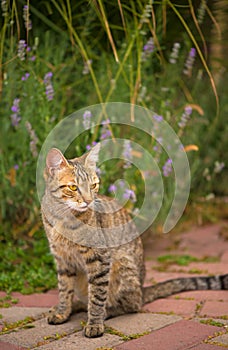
xmin=45 ymin=144 xmax=100 ymax=212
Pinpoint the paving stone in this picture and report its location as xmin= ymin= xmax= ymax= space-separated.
xmin=0 ymin=307 xmax=49 ymax=324
xmin=11 ymin=293 xmax=58 ymax=308
xmin=0 ymin=292 xmax=7 ymax=298
xmin=208 ymin=333 xmax=228 ymax=346
xmin=0 ymin=341 xmax=28 ymax=350
xmin=169 ymin=290 xmax=228 ymax=301
xmin=179 ymin=224 xmax=227 ymax=258
xmin=105 ymin=313 xmax=181 ymax=335
xmin=188 ymin=344 xmax=226 ymax=350
xmin=0 ymin=312 xmax=86 ymax=348
xmin=221 ymin=251 xmax=228 ymax=262
xmin=142 ymin=299 xmax=197 ymax=316
xmin=167 ymin=262 xmax=228 ymax=275
xmin=33 ymin=331 xmax=122 ymax=350
xmin=195 ymin=317 xmax=228 ymax=327
xmin=114 ymin=320 xmax=222 ymax=350
xmin=200 ymin=301 xmax=228 ymax=317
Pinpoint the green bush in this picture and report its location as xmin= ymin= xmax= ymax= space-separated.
xmin=0 ymin=0 xmax=227 ymax=237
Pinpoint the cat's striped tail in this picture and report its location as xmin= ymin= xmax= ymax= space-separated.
xmin=143 ymin=274 xmax=228 ymax=304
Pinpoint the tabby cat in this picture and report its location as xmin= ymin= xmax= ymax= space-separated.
xmin=41 ymin=144 xmax=228 ymax=338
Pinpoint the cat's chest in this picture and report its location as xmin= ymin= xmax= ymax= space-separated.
xmin=50 ymin=234 xmax=86 ymax=271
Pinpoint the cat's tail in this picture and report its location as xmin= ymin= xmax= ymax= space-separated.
xmin=142 ymin=274 xmax=228 ymax=304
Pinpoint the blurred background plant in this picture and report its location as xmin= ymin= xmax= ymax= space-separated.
xmin=0 ymin=0 xmax=227 ymax=293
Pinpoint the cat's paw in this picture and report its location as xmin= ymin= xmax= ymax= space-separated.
xmin=84 ymin=324 xmax=104 ymax=338
xmin=47 ymin=307 xmax=70 ymax=325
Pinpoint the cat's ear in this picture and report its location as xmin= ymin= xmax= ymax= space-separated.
xmin=46 ymin=148 xmax=69 ymax=176
xmin=84 ymin=143 xmax=100 ymax=172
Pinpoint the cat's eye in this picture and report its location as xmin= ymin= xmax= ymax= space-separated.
xmin=90 ymin=183 xmax=97 ymax=190
xmin=68 ymin=185 xmax=77 ymax=191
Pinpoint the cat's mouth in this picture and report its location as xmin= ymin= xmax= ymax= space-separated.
xmin=67 ymin=200 xmax=93 ymax=212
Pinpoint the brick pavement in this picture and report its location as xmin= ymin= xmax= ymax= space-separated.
xmin=0 ymin=223 xmax=227 ymax=349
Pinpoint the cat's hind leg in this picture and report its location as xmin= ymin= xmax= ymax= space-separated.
xmin=106 ymin=258 xmax=143 ymax=318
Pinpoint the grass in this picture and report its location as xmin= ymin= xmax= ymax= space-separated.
xmin=0 ymin=230 xmax=56 ymax=294
xmin=157 ymin=254 xmax=219 ymax=266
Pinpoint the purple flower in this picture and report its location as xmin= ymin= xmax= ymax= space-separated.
xmin=23 ymin=5 xmax=32 ymax=30
xmin=153 ymin=114 xmax=163 ymax=122
xmin=17 ymin=40 xmax=26 ymax=61
xmin=183 ymin=48 xmax=196 ymax=76
xmin=108 ymin=184 xmax=117 ymax=193
xmin=190 ymin=48 xmax=196 ymax=57
xmin=83 ymin=110 xmax=92 ymax=129
xmin=123 ymin=189 xmax=137 ymax=203
xmin=141 ymin=37 xmax=154 ymax=62
xmin=122 ymin=140 xmax=132 ymax=169
xmin=169 ymin=42 xmax=181 ymax=64
xmin=43 ymin=72 xmax=54 ymax=101
xmin=162 ymin=158 xmax=173 ymax=177
xmin=178 ymin=106 xmax=193 ymax=128
xmin=82 ymin=59 xmax=92 ymax=75
xmin=14 ymin=164 xmax=19 ymax=170
xmin=10 ymin=98 xmax=21 ymax=127
xmin=100 ymin=119 xmax=111 ymax=140
xmin=21 ymin=72 xmax=30 ymax=81
xmin=25 ymin=121 xmax=39 ymax=158
xmin=1 ymin=0 xmax=8 ymax=16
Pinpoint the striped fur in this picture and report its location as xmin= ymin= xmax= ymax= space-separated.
xmin=41 ymin=146 xmax=228 ymax=338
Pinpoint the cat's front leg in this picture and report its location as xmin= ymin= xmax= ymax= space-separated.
xmin=84 ymin=259 xmax=110 ymax=338
xmin=48 ymin=270 xmax=75 ymax=325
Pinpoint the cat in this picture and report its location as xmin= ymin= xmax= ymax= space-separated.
xmin=41 ymin=144 xmax=228 ymax=338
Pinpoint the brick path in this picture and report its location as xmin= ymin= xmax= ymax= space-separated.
xmin=0 ymin=223 xmax=228 ymax=349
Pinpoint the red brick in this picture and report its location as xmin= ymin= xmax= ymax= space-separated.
xmin=143 ymin=299 xmax=197 ymax=316
xmin=200 ymin=301 xmax=228 ymax=317
xmin=169 ymin=290 xmax=228 ymax=301
xmin=115 ymin=320 xmax=221 ymax=350
xmin=0 ymin=292 xmax=7 ymax=298
xmin=11 ymin=293 xmax=58 ymax=308
xmin=189 ymin=345 xmax=225 ymax=350
xmin=221 ymin=251 xmax=228 ymax=262
xmin=0 ymin=342 xmax=27 ymax=350
xmin=46 ymin=289 xmax=58 ymax=295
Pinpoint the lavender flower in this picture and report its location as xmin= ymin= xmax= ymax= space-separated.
xmin=183 ymin=48 xmax=196 ymax=76
xmin=123 ymin=189 xmax=137 ymax=203
xmin=197 ymin=0 xmax=207 ymax=25
xmin=83 ymin=110 xmax=92 ymax=130
xmin=14 ymin=164 xmax=19 ymax=170
xmin=17 ymin=40 xmax=26 ymax=61
xmin=153 ymin=114 xmax=163 ymax=123
xmin=100 ymin=119 xmax=111 ymax=140
xmin=141 ymin=37 xmax=154 ymax=62
xmin=169 ymin=42 xmax=181 ymax=64
xmin=43 ymin=72 xmax=54 ymax=101
xmin=21 ymin=72 xmax=30 ymax=81
xmin=82 ymin=59 xmax=92 ymax=75
xmin=140 ymin=2 xmax=152 ymax=25
xmin=1 ymin=0 xmax=8 ymax=16
xmin=86 ymin=141 xmax=97 ymax=151
xmin=178 ymin=106 xmax=192 ymax=128
xmin=122 ymin=140 xmax=132 ymax=169
xmin=108 ymin=184 xmax=117 ymax=193
xmin=23 ymin=5 xmax=32 ymax=30
xmin=138 ymin=86 xmax=147 ymax=103
xmin=25 ymin=121 xmax=39 ymax=158
xmin=10 ymin=98 xmax=21 ymax=127
xmin=162 ymin=158 xmax=173 ymax=177
xmin=214 ymin=161 xmax=225 ymax=174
